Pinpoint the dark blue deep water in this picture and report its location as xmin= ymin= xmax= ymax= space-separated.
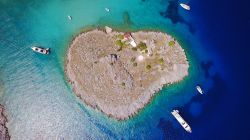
xmin=185 ymin=0 xmax=250 ymax=139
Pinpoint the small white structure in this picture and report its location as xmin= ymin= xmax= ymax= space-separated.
xmin=137 ymin=55 xmax=144 ymax=62
xmin=124 ymin=33 xmax=137 ymax=47
xmin=130 ymin=40 xmax=137 ymax=47
xmin=67 ymin=15 xmax=72 ymax=20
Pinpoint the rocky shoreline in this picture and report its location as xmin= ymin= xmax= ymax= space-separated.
xmin=65 ymin=27 xmax=189 ymax=120
xmin=0 ymin=105 xmax=10 ymax=140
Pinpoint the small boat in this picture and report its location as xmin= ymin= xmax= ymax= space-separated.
xmin=105 ymin=8 xmax=110 ymax=12
xmin=196 ymin=85 xmax=203 ymax=94
xmin=180 ymin=3 xmax=190 ymax=10
xmin=31 ymin=46 xmax=50 ymax=55
xmin=67 ymin=15 xmax=72 ymax=20
xmin=171 ymin=110 xmax=192 ymax=133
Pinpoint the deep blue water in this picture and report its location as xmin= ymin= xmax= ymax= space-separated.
xmin=0 ymin=0 xmax=249 ymax=139
xmin=186 ymin=0 xmax=250 ymax=139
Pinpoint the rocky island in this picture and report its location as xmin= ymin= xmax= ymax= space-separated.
xmin=65 ymin=27 xmax=189 ymax=120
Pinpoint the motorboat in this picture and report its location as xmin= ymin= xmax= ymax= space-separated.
xmin=68 ymin=15 xmax=72 ymax=20
xmin=196 ymin=85 xmax=203 ymax=94
xmin=31 ymin=46 xmax=50 ymax=55
xmin=171 ymin=110 xmax=192 ymax=133
xmin=105 ymin=8 xmax=110 ymax=12
xmin=180 ymin=3 xmax=190 ymax=10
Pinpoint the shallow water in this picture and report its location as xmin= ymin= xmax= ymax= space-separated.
xmin=0 ymin=0 xmax=235 ymax=139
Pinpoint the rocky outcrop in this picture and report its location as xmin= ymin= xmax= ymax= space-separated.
xmin=0 ymin=105 xmax=10 ymax=140
xmin=65 ymin=29 xmax=189 ymax=120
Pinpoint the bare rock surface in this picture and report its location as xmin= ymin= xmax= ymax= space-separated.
xmin=65 ymin=29 xmax=189 ymax=120
xmin=0 ymin=105 xmax=10 ymax=140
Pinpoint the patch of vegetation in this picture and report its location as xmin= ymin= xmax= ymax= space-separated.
xmin=137 ymin=42 xmax=147 ymax=51
xmin=116 ymin=40 xmax=127 ymax=51
xmin=158 ymin=58 xmax=164 ymax=65
xmin=146 ymin=64 xmax=152 ymax=70
xmin=168 ymin=40 xmax=175 ymax=46
xmin=117 ymin=34 xmax=124 ymax=40
xmin=133 ymin=63 xmax=137 ymax=67
xmin=131 ymin=47 xmax=137 ymax=51
xmin=131 ymin=57 xmax=136 ymax=62
xmin=115 ymin=40 xmax=123 ymax=47
xmin=122 ymin=82 xmax=126 ymax=86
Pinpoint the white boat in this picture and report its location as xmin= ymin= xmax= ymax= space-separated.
xmin=196 ymin=85 xmax=203 ymax=94
xmin=31 ymin=46 xmax=50 ymax=55
xmin=105 ymin=8 xmax=110 ymax=12
xmin=67 ymin=15 xmax=72 ymax=20
xmin=180 ymin=3 xmax=190 ymax=10
xmin=171 ymin=110 xmax=192 ymax=133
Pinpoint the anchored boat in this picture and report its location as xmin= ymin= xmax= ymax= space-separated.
xmin=105 ymin=8 xmax=110 ymax=12
xmin=180 ymin=3 xmax=190 ymax=10
xmin=68 ymin=15 xmax=72 ymax=20
xmin=171 ymin=110 xmax=192 ymax=133
xmin=196 ymin=85 xmax=203 ymax=94
xmin=31 ymin=46 xmax=50 ymax=55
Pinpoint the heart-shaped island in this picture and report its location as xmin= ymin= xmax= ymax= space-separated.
xmin=65 ymin=27 xmax=189 ymax=120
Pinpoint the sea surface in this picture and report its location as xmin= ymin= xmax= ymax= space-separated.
xmin=0 ymin=0 xmax=249 ymax=139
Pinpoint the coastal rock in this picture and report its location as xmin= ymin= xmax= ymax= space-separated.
xmin=65 ymin=29 xmax=189 ymax=120
xmin=105 ymin=26 xmax=112 ymax=34
xmin=0 ymin=105 xmax=10 ymax=140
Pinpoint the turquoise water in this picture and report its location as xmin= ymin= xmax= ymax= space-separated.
xmin=0 ymin=0 xmax=226 ymax=139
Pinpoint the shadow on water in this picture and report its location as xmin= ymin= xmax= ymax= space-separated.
xmin=201 ymin=61 xmax=214 ymax=78
xmin=157 ymin=118 xmax=191 ymax=140
xmin=175 ymin=60 xmax=228 ymax=124
xmin=159 ymin=0 xmax=195 ymax=33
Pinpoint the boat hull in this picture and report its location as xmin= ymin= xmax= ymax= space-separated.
xmin=31 ymin=46 xmax=50 ymax=55
xmin=171 ymin=110 xmax=192 ymax=133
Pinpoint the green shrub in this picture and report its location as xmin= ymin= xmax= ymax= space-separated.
xmin=158 ymin=58 xmax=164 ymax=65
xmin=131 ymin=57 xmax=136 ymax=62
xmin=132 ymin=47 xmax=137 ymax=51
xmin=115 ymin=40 xmax=123 ymax=47
xmin=168 ymin=41 xmax=175 ymax=46
xmin=117 ymin=34 xmax=124 ymax=40
xmin=122 ymin=82 xmax=125 ymax=86
xmin=133 ymin=63 xmax=137 ymax=67
xmin=146 ymin=64 xmax=151 ymax=70
xmin=137 ymin=42 xmax=147 ymax=51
